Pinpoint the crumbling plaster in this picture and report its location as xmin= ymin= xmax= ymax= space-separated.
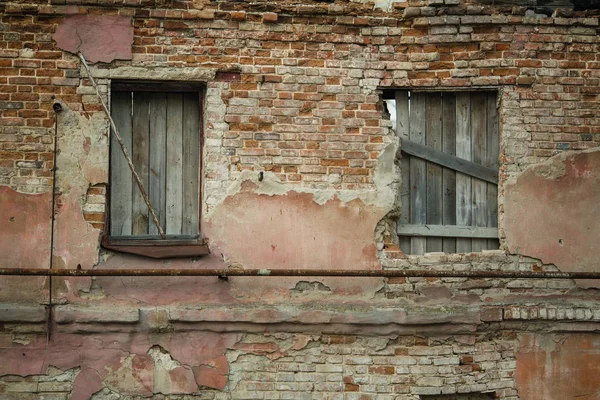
xmin=1 ymin=3 xmax=600 ymax=399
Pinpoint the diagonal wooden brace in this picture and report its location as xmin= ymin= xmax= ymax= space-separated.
xmin=77 ymin=52 xmax=166 ymax=239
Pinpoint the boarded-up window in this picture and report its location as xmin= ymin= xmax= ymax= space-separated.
xmin=109 ymin=88 xmax=201 ymax=239
xmin=394 ymin=91 xmax=499 ymax=255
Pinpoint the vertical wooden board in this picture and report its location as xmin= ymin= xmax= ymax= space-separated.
xmin=441 ymin=93 xmax=457 ymax=253
xmin=396 ymin=91 xmax=411 ymax=254
xmin=132 ymin=92 xmax=151 ymax=235
xmin=426 ymin=93 xmax=443 ymax=252
xmin=486 ymin=92 xmax=500 ymax=249
xmin=148 ymin=93 xmax=167 ymax=236
xmin=166 ymin=93 xmax=184 ymax=235
xmin=471 ymin=92 xmax=488 ymax=252
xmin=395 ymin=91 xmax=410 ymax=140
xmin=182 ymin=92 xmax=200 ymax=235
xmin=110 ymin=91 xmax=133 ymax=236
xmin=455 ymin=92 xmax=472 ymax=253
xmin=409 ymin=92 xmax=427 ymax=255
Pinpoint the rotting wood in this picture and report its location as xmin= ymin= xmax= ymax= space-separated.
xmin=149 ymin=93 xmax=167 ymax=236
xmin=110 ymin=91 xmax=133 ymax=236
xmin=395 ymin=91 xmax=411 ymax=254
xmin=166 ymin=93 xmax=184 ymax=235
xmin=455 ymin=92 xmax=472 ymax=254
xmin=401 ymin=140 xmax=498 ymax=184
xmin=132 ymin=92 xmax=151 ymax=235
xmin=471 ymin=92 xmax=488 ymax=253
xmin=426 ymin=93 xmax=443 ymax=253
xmin=409 ymin=92 xmax=427 ymax=256
xmin=486 ymin=92 xmax=500 ymax=250
xmin=441 ymin=93 xmax=457 ymax=253
xmin=397 ymin=224 xmax=499 ymax=238
xmin=78 ymin=52 xmax=166 ymax=239
xmin=182 ymin=92 xmax=200 ymax=235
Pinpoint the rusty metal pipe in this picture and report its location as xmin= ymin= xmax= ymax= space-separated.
xmin=0 ymin=268 xmax=598 ymax=279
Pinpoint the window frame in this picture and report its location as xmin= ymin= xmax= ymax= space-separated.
xmin=101 ymin=80 xmax=208 ymax=259
xmin=385 ymin=88 xmax=500 ymax=255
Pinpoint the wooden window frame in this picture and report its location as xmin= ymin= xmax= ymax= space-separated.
xmin=386 ymin=89 xmax=500 ymax=255
xmin=101 ymin=80 xmax=208 ymax=259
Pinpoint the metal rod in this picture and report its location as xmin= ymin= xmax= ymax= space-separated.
xmin=77 ymin=52 xmax=166 ymax=239
xmin=0 ymin=268 xmax=598 ymax=279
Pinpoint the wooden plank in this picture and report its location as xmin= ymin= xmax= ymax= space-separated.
xmin=110 ymin=91 xmax=133 ymax=236
xmin=149 ymin=92 xmax=167 ymax=236
xmin=471 ymin=92 xmax=488 ymax=252
xmin=182 ymin=92 xmax=200 ymax=235
xmin=166 ymin=93 xmax=184 ymax=235
xmin=395 ymin=91 xmax=411 ymax=254
xmin=400 ymin=140 xmax=498 ymax=184
xmin=441 ymin=93 xmax=457 ymax=254
xmin=132 ymin=92 xmax=151 ymax=235
xmin=486 ymin=92 xmax=500 ymax=250
xmin=455 ymin=92 xmax=472 ymax=253
xmin=397 ymin=224 xmax=499 ymax=239
xmin=409 ymin=92 xmax=427 ymax=255
xmin=426 ymin=93 xmax=443 ymax=252
xmin=395 ymin=91 xmax=410 ymax=140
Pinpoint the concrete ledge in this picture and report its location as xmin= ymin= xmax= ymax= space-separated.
xmin=84 ymin=65 xmax=217 ymax=81
xmin=0 ymin=305 xmax=46 ymax=323
xmin=54 ymin=306 xmax=140 ymax=324
xmin=168 ymin=305 xmax=481 ymax=326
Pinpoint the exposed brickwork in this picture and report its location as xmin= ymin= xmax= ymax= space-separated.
xmin=1 ymin=1 xmax=599 ymax=196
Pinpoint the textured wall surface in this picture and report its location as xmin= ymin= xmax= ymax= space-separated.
xmin=0 ymin=0 xmax=599 ymax=398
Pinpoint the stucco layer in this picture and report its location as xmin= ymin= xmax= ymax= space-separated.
xmin=0 ymin=186 xmax=50 ymax=302
xmin=504 ymin=149 xmax=600 ymax=288
xmin=52 ymin=15 xmax=133 ymax=63
xmin=205 ymin=186 xmax=383 ymax=271
xmin=516 ymin=333 xmax=600 ymax=400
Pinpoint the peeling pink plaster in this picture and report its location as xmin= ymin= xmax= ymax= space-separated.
xmin=516 ymin=333 xmax=600 ymax=400
xmin=193 ymin=365 xmax=228 ymax=390
xmin=205 ymin=188 xmax=383 ymax=271
xmin=0 ymin=331 xmax=242 ymax=394
xmin=52 ymin=15 xmax=133 ymax=63
xmin=504 ymin=149 xmax=600 ymax=288
xmin=0 ymin=186 xmax=50 ymax=302
xmin=72 ymin=368 xmax=103 ymax=400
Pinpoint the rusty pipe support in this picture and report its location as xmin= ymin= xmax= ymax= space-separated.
xmin=0 ymin=268 xmax=598 ymax=279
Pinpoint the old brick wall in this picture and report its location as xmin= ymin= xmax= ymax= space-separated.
xmin=0 ymin=0 xmax=599 ymax=398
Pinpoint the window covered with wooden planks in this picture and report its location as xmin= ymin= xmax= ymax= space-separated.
xmin=392 ymin=91 xmax=499 ymax=255
xmin=109 ymin=85 xmax=201 ymax=240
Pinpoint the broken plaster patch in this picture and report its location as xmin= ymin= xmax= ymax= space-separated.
xmin=53 ymin=15 xmax=133 ymax=63
xmin=504 ymin=147 xmax=600 ymax=288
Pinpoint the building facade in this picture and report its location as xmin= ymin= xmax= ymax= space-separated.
xmin=0 ymin=0 xmax=599 ymax=398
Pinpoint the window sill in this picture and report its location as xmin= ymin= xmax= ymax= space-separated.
xmin=102 ymin=236 xmax=209 ymax=259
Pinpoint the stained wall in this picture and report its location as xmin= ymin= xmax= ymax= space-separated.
xmin=0 ymin=0 xmax=599 ymax=398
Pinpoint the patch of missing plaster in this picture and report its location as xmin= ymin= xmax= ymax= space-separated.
xmin=290 ymin=281 xmax=332 ymax=293
xmin=78 ymin=278 xmax=105 ymax=300
xmin=208 ymin=139 xmax=399 ymax=217
xmin=147 ymin=345 xmax=197 ymax=394
xmin=90 ymin=388 xmax=120 ymax=400
xmin=529 ymin=152 xmax=568 ymax=180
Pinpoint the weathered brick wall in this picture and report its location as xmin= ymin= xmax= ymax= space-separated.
xmin=0 ymin=0 xmax=599 ymax=399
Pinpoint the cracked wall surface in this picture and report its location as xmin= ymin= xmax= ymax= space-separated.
xmin=0 ymin=0 xmax=599 ymax=399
